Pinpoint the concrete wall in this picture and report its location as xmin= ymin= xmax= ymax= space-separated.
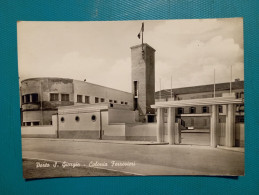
xmin=21 ymin=125 xmax=57 ymax=138
xmin=102 ymin=111 xmax=126 ymax=140
xmin=58 ymin=111 xmax=101 ymax=139
xmin=108 ymin=109 xmax=135 ymax=124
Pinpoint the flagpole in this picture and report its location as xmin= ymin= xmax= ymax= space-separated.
xmin=232 ymin=65 xmax=234 ymax=94
xmin=214 ymin=68 xmax=215 ymax=98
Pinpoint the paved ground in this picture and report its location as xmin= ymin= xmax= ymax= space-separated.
xmin=22 ymin=138 xmax=244 ymax=178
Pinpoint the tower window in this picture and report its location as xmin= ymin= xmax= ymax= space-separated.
xmin=133 ymin=81 xmax=138 ymax=97
xmin=50 ymin=93 xmax=59 ymax=101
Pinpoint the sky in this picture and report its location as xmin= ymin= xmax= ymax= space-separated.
xmin=17 ymin=18 xmax=244 ymax=93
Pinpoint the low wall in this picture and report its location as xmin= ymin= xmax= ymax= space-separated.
xmin=21 ymin=125 xmax=57 ymax=138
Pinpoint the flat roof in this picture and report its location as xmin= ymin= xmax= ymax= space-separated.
xmin=151 ymin=97 xmax=244 ymax=108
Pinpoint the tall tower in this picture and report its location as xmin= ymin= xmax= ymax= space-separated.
xmin=131 ymin=43 xmax=156 ymax=122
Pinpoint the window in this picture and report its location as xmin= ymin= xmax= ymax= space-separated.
xmin=178 ymin=108 xmax=184 ymax=114
xmin=60 ymin=117 xmax=65 ymax=122
xmin=133 ymin=81 xmax=138 ymax=97
xmin=202 ymin=106 xmax=209 ymax=113
xmin=190 ymin=107 xmax=196 ymax=114
xmin=101 ymin=98 xmax=105 ymax=103
xmin=77 ymin=95 xmax=82 ymax=103
xmin=219 ymin=105 xmax=223 ymax=113
xmin=85 ymin=96 xmax=90 ymax=104
xmin=91 ymin=115 xmax=96 ymax=121
xmin=125 ymin=102 xmax=128 ymax=105
xmin=95 ymin=97 xmax=99 ymax=103
xmin=240 ymin=92 xmax=244 ymax=99
xmin=109 ymin=100 xmax=113 ymax=103
xmin=61 ymin=94 xmax=69 ymax=101
xmin=25 ymin=94 xmax=30 ymax=103
xmin=121 ymin=101 xmax=124 ymax=104
xmin=32 ymin=121 xmax=40 ymax=126
xmin=114 ymin=100 xmax=117 ymax=103
xmin=31 ymin=93 xmax=38 ymax=103
xmin=50 ymin=93 xmax=59 ymax=101
xmin=75 ymin=116 xmax=80 ymax=122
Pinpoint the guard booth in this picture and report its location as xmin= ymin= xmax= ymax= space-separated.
xmin=151 ymin=96 xmax=244 ymax=148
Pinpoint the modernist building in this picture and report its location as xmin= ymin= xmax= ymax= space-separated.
xmin=20 ymin=77 xmax=133 ymax=126
xmin=155 ymin=80 xmax=244 ymax=129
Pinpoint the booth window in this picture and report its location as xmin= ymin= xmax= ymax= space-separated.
xmin=50 ymin=93 xmax=59 ymax=101
xmin=77 ymin=95 xmax=82 ymax=103
xmin=61 ymin=94 xmax=69 ymax=101
xmin=85 ymin=96 xmax=90 ymax=104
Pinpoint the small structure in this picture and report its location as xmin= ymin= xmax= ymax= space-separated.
xmin=151 ymin=96 xmax=244 ymax=147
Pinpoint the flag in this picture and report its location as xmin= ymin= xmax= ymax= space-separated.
xmin=137 ymin=22 xmax=144 ymax=39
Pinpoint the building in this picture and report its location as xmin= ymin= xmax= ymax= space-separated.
xmin=20 ymin=77 xmax=133 ymax=126
xmin=155 ymin=80 xmax=244 ymax=129
xmin=20 ymin=42 xmax=244 ymax=147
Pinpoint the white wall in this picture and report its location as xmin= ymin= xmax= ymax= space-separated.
xmin=58 ymin=111 xmax=101 ymax=131
xmin=101 ymin=111 xmax=126 ymax=136
xmin=108 ymin=109 xmax=135 ymax=124
xmin=21 ymin=126 xmax=56 ymax=136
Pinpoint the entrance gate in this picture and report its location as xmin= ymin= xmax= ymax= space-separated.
xmin=151 ymin=97 xmax=243 ymax=148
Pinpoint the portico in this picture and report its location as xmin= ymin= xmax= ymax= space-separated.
xmin=151 ymin=97 xmax=243 ymax=148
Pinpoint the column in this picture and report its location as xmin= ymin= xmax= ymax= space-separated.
xmin=167 ymin=107 xmax=175 ymax=145
xmin=210 ymin=104 xmax=218 ymax=148
xmin=226 ymin=104 xmax=235 ymax=147
xmin=156 ymin=108 xmax=164 ymax=142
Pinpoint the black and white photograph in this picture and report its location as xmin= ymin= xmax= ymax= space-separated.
xmin=18 ymin=18 xmax=244 ymax=179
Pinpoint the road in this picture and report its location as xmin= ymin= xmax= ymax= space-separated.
xmin=22 ymin=138 xmax=244 ymax=176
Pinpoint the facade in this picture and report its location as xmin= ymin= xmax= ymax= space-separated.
xmin=20 ymin=77 xmax=133 ymax=126
xmin=155 ymin=80 xmax=244 ymax=129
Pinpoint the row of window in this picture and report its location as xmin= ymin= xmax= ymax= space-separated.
xmin=60 ymin=115 xmax=96 ymax=123
xmin=77 ymin=95 xmax=128 ymax=105
xmin=22 ymin=93 xmax=39 ymax=104
xmin=175 ymin=106 xmax=223 ymax=114
xmin=23 ymin=121 xmax=40 ymax=126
